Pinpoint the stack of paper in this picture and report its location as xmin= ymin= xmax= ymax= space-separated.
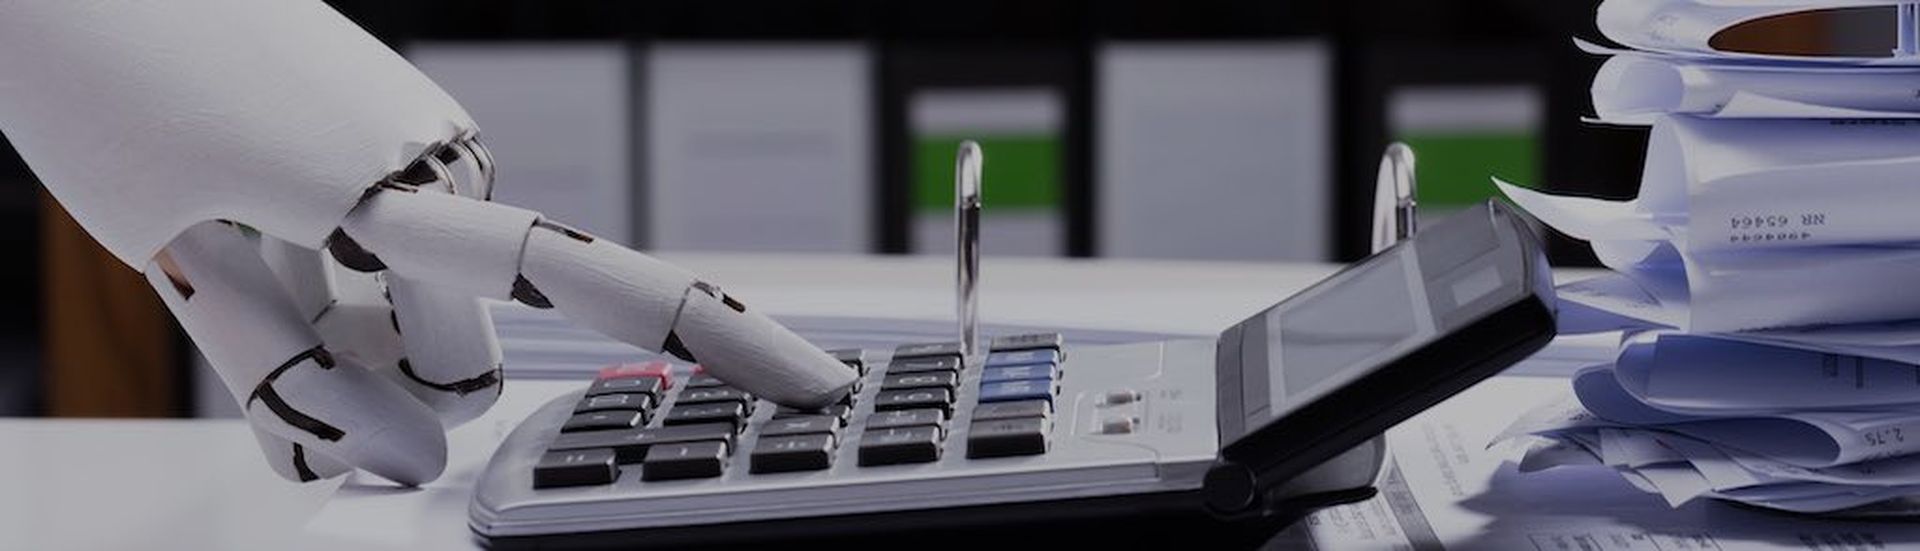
xmin=1494 ymin=0 xmax=1920 ymax=515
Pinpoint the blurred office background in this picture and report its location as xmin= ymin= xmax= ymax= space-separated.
xmin=0 ymin=0 xmax=1660 ymax=417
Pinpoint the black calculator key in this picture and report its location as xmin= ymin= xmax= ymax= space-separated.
xmin=684 ymin=374 xmax=726 ymax=388
xmin=873 ymin=389 xmax=953 ymax=416
xmin=761 ymin=415 xmax=840 ymax=437
xmin=664 ymin=402 xmax=748 ymax=428
xmin=990 ymin=333 xmax=1063 ymax=352
xmin=827 ymin=348 xmax=869 ymax=374
xmin=881 ymin=371 xmax=958 ymax=392
xmin=894 ymin=342 xmax=962 ymax=360
xmin=775 ymin=404 xmax=852 ymax=425
xmin=533 ymin=448 xmax=618 ymax=488
xmin=867 ymin=408 xmax=946 ymax=431
xmin=561 ymin=410 xmax=645 ymax=433
xmin=972 ymin=399 xmax=1052 ymax=421
xmin=889 ymin=356 xmax=960 ymax=374
xmin=677 ymin=386 xmax=753 ymax=406
xmin=574 ymin=392 xmax=653 ymax=414
xmin=751 ymin=434 xmax=836 ymax=474
xmin=642 ymin=441 xmax=728 ymax=481
xmin=967 ymin=417 xmax=1051 ymax=459
xmin=858 ymin=426 xmax=944 ymax=466
xmin=587 ymin=376 xmax=664 ymax=398
xmin=551 ymin=423 xmax=736 ymax=463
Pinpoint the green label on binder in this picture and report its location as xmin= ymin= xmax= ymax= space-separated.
xmin=913 ymin=135 xmax=1061 ymax=212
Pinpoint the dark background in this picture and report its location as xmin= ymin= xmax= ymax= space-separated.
xmin=0 ymin=0 xmax=1644 ymax=417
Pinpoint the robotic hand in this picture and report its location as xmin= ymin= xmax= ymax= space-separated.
xmin=0 ymin=1 xmax=857 ymax=485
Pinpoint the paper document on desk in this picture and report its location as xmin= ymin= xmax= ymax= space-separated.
xmin=1271 ymin=376 xmax=1920 ymax=550
xmin=1491 ymin=332 xmax=1920 ymax=515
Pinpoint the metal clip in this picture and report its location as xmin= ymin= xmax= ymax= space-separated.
xmin=955 ymin=141 xmax=983 ymax=366
xmin=1372 ymin=142 xmax=1418 ymax=254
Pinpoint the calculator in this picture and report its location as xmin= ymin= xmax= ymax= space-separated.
xmin=469 ymin=200 xmax=1558 ymax=548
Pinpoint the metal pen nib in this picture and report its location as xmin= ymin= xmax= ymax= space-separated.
xmin=956 ymin=141 xmax=983 ymax=367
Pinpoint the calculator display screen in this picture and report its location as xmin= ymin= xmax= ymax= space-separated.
xmin=1221 ymin=203 xmax=1526 ymax=436
xmin=1269 ymin=252 xmax=1425 ymax=403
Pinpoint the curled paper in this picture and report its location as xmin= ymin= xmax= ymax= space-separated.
xmin=1592 ymin=55 xmax=1920 ymax=123
xmin=1598 ymin=0 xmax=1920 ymax=66
xmin=1498 ymin=115 xmax=1920 ymax=331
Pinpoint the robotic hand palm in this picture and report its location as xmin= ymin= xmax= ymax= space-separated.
xmin=0 ymin=1 xmax=856 ymax=485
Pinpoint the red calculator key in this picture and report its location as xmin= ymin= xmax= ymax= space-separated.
xmin=598 ymin=361 xmax=674 ymax=390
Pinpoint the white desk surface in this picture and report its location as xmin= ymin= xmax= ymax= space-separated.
xmin=0 ymin=253 xmax=1598 ymax=550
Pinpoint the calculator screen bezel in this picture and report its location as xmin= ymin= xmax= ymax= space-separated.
xmin=1211 ymin=200 xmax=1555 ymax=484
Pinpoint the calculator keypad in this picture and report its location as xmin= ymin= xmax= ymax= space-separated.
xmin=532 ymin=333 xmax=1063 ymax=489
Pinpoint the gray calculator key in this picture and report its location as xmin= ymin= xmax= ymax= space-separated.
xmin=881 ymin=371 xmax=958 ymax=392
xmin=677 ymin=386 xmax=753 ymax=406
xmin=550 ymin=423 xmax=735 ymax=463
xmin=561 ymin=410 xmax=645 ymax=433
xmin=684 ymin=374 xmax=726 ymax=388
xmin=574 ymin=392 xmax=653 ymax=414
xmin=642 ymin=441 xmax=728 ymax=481
xmin=761 ymin=415 xmax=840 ymax=437
xmin=664 ymin=402 xmax=748 ymax=428
xmin=866 ymin=408 xmax=946 ymax=432
xmin=533 ymin=448 xmax=618 ymax=488
xmin=971 ymin=399 xmax=1052 ymax=421
xmin=586 ymin=376 xmax=664 ymax=398
xmin=751 ymin=433 xmax=836 ymax=474
xmin=889 ymin=356 xmax=960 ymax=374
xmin=775 ymin=404 xmax=852 ymax=426
xmin=893 ymin=342 xmax=962 ymax=360
xmin=873 ymin=389 xmax=953 ymax=417
xmin=858 ymin=426 xmax=944 ymax=466
xmin=990 ymin=333 xmax=1063 ymax=352
xmin=967 ymin=416 xmax=1051 ymax=459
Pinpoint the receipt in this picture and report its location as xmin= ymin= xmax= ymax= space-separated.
xmin=1614 ymin=333 xmax=1920 ymax=414
xmin=1574 ymin=365 xmax=1920 ymax=467
xmin=1497 ymin=117 xmax=1920 ymax=332
xmin=1506 ymin=395 xmax=1920 ymax=513
xmin=1593 ymin=55 xmax=1920 ymax=124
xmin=1505 ymin=117 xmax=1920 ymax=254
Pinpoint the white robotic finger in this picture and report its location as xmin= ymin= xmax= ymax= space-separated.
xmin=335 ymin=185 xmax=537 ymax=301
xmin=263 ymin=210 xmax=499 ymax=427
xmin=259 ymin=236 xmax=409 ymax=371
xmin=338 ymin=189 xmax=856 ymax=408
xmin=146 ymin=223 xmax=447 ymax=486
xmin=252 ymin=350 xmax=447 ymax=486
xmin=669 ymin=281 xmax=859 ymax=408
xmin=249 ymin=425 xmax=351 ymax=483
xmin=386 ymin=275 xmax=503 ymax=427
xmin=518 ymin=221 xmax=856 ymax=407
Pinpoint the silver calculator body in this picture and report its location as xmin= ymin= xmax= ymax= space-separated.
xmin=470 ymin=337 xmax=1226 ymax=540
xmin=469 ymin=200 xmax=1555 ymax=547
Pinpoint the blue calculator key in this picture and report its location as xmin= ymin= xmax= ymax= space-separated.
xmin=985 ymin=349 xmax=1059 ymax=367
xmin=980 ymin=364 xmax=1058 ymax=384
xmin=978 ymin=380 xmax=1058 ymax=403
xmin=990 ymin=333 xmax=1062 ymax=352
